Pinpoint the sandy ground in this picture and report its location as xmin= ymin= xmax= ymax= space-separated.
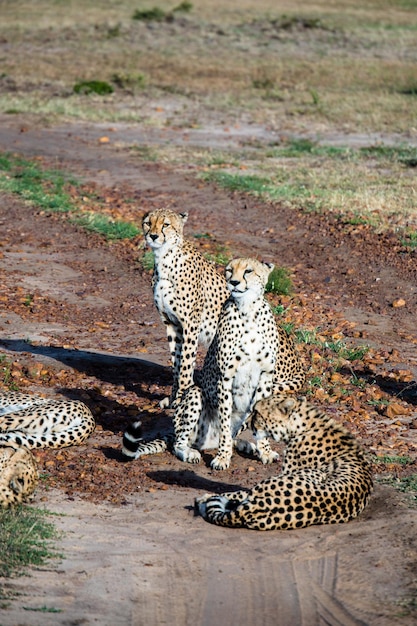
xmin=0 ymin=116 xmax=416 ymax=625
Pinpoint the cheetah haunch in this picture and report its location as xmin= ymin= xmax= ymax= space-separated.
xmin=142 ymin=208 xmax=229 ymax=407
xmin=195 ymin=395 xmax=373 ymax=530
xmin=123 ymin=258 xmax=305 ymax=470
xmin=0 ymin=391 xmax=95 ymax=506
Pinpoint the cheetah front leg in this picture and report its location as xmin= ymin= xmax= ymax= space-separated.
xmin=210 ymin=388 xmax=234 ymax=470
xmin=248 ymin=373 xmax=280 ymax=465
xmin=172 ymin=385 xmax=204 ymax=464
xmin=163 ymin=322 xmax=199 ymax=409
xmin=160 ymin=318 xmax=183 ymax=408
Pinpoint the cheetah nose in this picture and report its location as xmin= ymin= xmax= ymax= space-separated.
xmin=229 ymin=279 xmax=240 ymax=287
xmin=149 ymin=234 xmax=158 ymax=241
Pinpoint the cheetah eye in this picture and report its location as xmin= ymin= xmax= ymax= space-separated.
xmin=244 ymin=268 xmax=253 ymax=275
xmin=163 ymin=221 xmax=171 ymax=228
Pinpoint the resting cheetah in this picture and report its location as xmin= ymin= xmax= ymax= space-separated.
xmin=122 ymin=258 xmax=305 ymax=470
xmin=195 ymin=394 xmax=373 ymax=530
xmin=142 ymin=208 xmax=229 ymax=407
xmin=0 ymin=391 xmax=95 ymax=506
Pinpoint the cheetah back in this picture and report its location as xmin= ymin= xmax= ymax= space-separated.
xmin=0 ymin=392 xmax=95 ymax=506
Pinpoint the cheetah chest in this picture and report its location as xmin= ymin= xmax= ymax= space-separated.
xmin=153 ymin=277 xmax=179 ymax=323
xmin=227 ymin=322 xmax=276 ymax=415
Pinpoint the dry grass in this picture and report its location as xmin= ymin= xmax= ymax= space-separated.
xmin=0 ymin=0 xmax=416 ymax=226
xmin=1 ymin=0 xmax=416 ymax=129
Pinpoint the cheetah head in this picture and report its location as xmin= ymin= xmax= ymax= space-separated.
xmin=142 ymin=209 xmax=188 ymax=251
xmin=225 ymin=258 xmax=274 ymax=303
xmin=0 ymin=444 xmax=39 ymax=507
xmin=251 ymin=394 xmax=306 ymax=442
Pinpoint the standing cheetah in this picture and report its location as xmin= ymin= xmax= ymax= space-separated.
xmin=195 ymin=394 xmax=373 ymax=530
xmin=142 ymin=208 xmax=229 ymax=407
xmin=0 ymin=391 xmax=95 ymax=506
xmin=123 ymin=258 xmax=305 ymax=469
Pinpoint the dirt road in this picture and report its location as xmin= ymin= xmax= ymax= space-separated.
xmin=0 ymin=116 xmax=416 ymax=625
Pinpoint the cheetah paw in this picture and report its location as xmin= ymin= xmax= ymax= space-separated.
xmin=258 ymin=450 xmax=280 ymax=465
xmin=210 ymin=455 xmax=231 ymax=471
xmin=173 ymin=445 xmax=201 ymax=464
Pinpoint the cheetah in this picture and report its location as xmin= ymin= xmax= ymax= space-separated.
xmin=122 ymin=258 xmax=305 ymax=470
xmin=0 ymin=391 xmax=95 ymax=506
xmin=195 ymin=394 xmax=373 ymax=530
xmin=142 ymin=208 xmax=229 ymax=407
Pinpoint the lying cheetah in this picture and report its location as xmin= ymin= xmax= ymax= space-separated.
xmin=0 ymin=391 xmax=95 ymax=506
xmin=142 ymin=208 xmax=229 ymax=407
xmin=195 ymin=395 xmax=373 ymax=530
xmin=123 ymin=258 xmax=305 ymax=470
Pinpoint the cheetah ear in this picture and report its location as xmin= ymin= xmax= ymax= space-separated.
xmin=179 ymin=212 xmax=188 ymax=224
xmin=281 ymin=396 xmax=296 ymax=412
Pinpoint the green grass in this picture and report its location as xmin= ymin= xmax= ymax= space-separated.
xmin=378 ymin=472 xmax=417 ymax=505
xmin=203 ymin=244 xmax=231 ymax=266
xmin=0 ymin=154 xmax=75 ymax=213
xmin=374 ymin=454 xmax=414 ymax=465
xmin=0 ymin=505 xmax=62 ymax=578
xmin=141 ymin=249 xmax=155 ymax=271
xmin=199 ymin=139 xmax=417 ymax=229
xmin=23 ymin=605 xmax=63 ymax=613
xmin=72 ymin=212 xmax=139 ymax=240
xmin=401 ymin=229 xmax=417 ymax=250
xmin=0 ymin=152 xmax=140 ymax=240
xmin=73 ymin=80 xmax=114 ymax=95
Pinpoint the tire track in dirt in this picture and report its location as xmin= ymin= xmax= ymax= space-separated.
xmin=2 ymin=485 xmax=416 ymax=626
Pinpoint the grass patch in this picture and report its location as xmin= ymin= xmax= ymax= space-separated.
xmin=374 ymin=454 xmax=414 ymax=465
xmin=378 ymin=473 xmax=417 ymax=505
xmin=0 ymin=505 xmax=62 ymax=578
xmin=73 ymin=80 xmax=114 ymax=95
xmin=132 ymin=2 xmax=192 ymax=22
xmin=141 ymin=249 xmax=155 ymax=271
xmin=0 ymin=153 xmax=75 ymax=213
xmin=23 ymin=605 xmax=63 ymax=613
xmin=0 ymin=152 xmax=140 ymax=241
xmin=132 ymin=7 xmax=167 ymax=22
xmin=200 ymin=138 xmax=417 ymax=228
xmin=401 ymin=229 xmax=417 ymax=249
xmin=72 ymin=212 xmax=140 ymax=240
xmin=265 ymin=266 xmax=292 ymax=295
xmin=203 ymin=245 xmax=230 ymax=266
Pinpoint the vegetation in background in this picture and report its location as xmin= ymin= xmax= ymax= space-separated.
xmin=199 ymin=139 xmax=417 ymax=233
xmin=73 ymin=80 xmax=114 ymax=95
xmin=132 ymin=1 xmax=193 ymax=21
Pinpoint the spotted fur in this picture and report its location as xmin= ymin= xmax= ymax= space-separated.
xmin=142 ymin=208 xmax=229 ymax=407
xmin=195 ymin=395 xmax=373 ymax=530
xmin=123 ymin=258 xmax=305 ymax=470
xmin=0 ymin=392 xmax=95 ymax=506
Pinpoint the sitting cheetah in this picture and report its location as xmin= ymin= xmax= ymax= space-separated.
xmin=195 ymin=394 xmax=373 ymax=530
xmin=0 ymin=391 xmax=95 ymax=506
xmin=122 ymin=258 xmax=305 ymax=470
xmin=142 ymin=208 xmax=229 ymax=407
